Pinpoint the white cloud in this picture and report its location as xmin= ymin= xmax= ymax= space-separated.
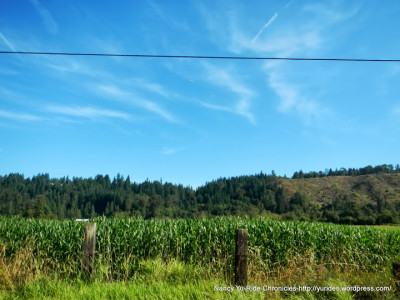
xmin=285 ymin=0 xmax=294 ymax=9
xmin=96 ymin=84 xmax=178 ymax=123
xmin=97 ymin=85 xmax=128 ymax=97
xmin=45 ymin=105 xmax=130 ymax=120
xmin=387 ymin=65 xmax=400 ymax=77
xmin=199 ymin=7 xmax=322 ymax=57
xmin=142 ymin=100 xmax=176 ymax=123
xmin=44 ymin=57 xmax=111 ymax=79
xmin=199 ymin=1 xmax=360 ymax=59
xmin=199 ymin=101 xmax=231 ymax=112
xmin=0 ymin=110 xmax=42 ymax=122
xmin=0 ymin=67 xmax=18 ymax=75
xmin=37 ymin=56 xmax=178 ymax=123
xmin=235 ymin=30 xmax=322 ymax=57
xmin=206 ymin=65 xmax=253 ymax=98
xmin=27 ymin=54 xmax=180 ymax=124
xmin=267 ymin=71 xmax=328 ymax=124
xmin=147 ymin=1 xmax=190 ymax=31
xmin=0 ymin=32 xmax=23 ymax=61
xmin=302 ymin=3 xmax=360 ymax=24
xmin=29 ymin=0 xmax=59 ymax=34
xmin=129 ymin=78 xmax=171 ymax=98
xmin=161 ymin=147 xmax=185 ymax=155
xmin=268 ymin=72 xmax=298 ymax=112
xmin=47 ymin=61 xmax=85 ymax=74
xmin=202 ymin=63 xmax=255 ymax=124
xmin=0 ymin=32 xmax=17 ymax=52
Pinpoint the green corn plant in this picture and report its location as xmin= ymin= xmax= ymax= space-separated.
xmin=2 ymin=215 xmax=400 ymax=280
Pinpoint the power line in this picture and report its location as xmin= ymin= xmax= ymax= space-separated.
xmin=1 ymin=50 xmax=400 ymax=62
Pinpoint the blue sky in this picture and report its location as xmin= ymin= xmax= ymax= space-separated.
xmin=1 ymin=0 xmax=399 ymax=188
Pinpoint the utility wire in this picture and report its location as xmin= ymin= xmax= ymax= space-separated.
xmin=1 ymin=51 xmax=400 ymax=62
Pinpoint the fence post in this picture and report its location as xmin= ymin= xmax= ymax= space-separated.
xmin=393 ymin=263 xmax=400 ymax=291
xmin=82 ymin=222 xmax=96 ymax=275
xmin=235 ymin=229 xmax=248 ymax=286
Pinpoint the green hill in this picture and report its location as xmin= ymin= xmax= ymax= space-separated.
xmin=1 ymin=165 xmax=399 ymax=224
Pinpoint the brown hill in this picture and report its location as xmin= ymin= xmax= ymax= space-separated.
xmin=277 ymin=173 xmax=400 ymax=208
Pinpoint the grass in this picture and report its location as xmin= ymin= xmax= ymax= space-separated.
xmin=0 ymin=256 xmax=397 ymax=299
xmin=1 ymin=279 xmax=264 ymax=300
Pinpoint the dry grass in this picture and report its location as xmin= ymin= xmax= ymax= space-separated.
xmin=0 ymin=243 xmax=40 ymax=290
xmin=0 ymin=245 xmax=397 ymax=299
xmin=279 ymin=173 xmax=400 ymax=206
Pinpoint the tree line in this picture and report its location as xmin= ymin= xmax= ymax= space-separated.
xmin=0 ymin=164 xmax=399 ymax=224
xmin=292 ymin=164 xmax=400 ymax=179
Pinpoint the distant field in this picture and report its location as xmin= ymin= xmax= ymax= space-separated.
xmin=354 ymin=224 xmax=400 ymax=231
xmin=370 ymin=225 xmax=400 ymax=231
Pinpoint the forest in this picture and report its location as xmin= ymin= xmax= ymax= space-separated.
xmin=0 ymin=164 xmax=399 ymax=225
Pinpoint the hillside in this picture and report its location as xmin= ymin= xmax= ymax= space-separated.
xmin=0 ymin=166 xmax=400 ymax=224
xmin=278 ymin=173 xmax=400 ymax=207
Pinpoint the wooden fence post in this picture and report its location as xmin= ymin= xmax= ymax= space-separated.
xmin=393 ymin=262 xmax=400 ymax=291
xmin=82 ymin=222 xmax=96 ymax=274
xmin=235 ymin=229 xmax=248 ymax=286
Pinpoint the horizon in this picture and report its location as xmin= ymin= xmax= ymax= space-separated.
xmin=1 ymin=162 xmax=398 ymax=190
xmin=1 ymin=1 xmax=400 ymax=189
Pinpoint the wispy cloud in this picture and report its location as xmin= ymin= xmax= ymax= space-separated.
xmin=0 ymin=32 xmax=23 ymax=61
xmin=0 ymin=67 xmax=18 ymax=75
xmin=29 ymin=0 xmax=59 ymax=34
xmin=199 ymin=2 xmax=355 ymax=124
xmin=285 ymin=0 xmax=294 ymax=9
xmin=47 ymin=61 xmax=87 ymax=74
xmin=96 ymin=84 xmax=178 ymax=123
xmin=267 ymin=71 xmax=328 ymax=124
xmin=251 ymin=13 xmax=278 ymax=44
xmin=239 ymin=30 xmax=322 ymax=57
xmin=205 ymin=65 xmax=253 ymax=98
xmin=0 ymin=32 xmax=17 ymax=51
xmin=0 ymin=87 xmax=24 ymax=103
xmin=199 ymin=101 xmax=231 ymax=112
xmin=45 ymin=105 xmax=130 ymax=120
xmin=302 ymin=3 xmax=360 ymax=24
xmin=194 ymin=1 xmax=331 ymax=124
xmin=44 ymin=57 xmax=111 ymax=79
xmin=387 ymin=65 xmax=400 ymax=77
xmin=97 ymin=85 xmax=128 ymax=97
xmin=33 ymin=54 xmax=179 ymax=124
xmin=394 ymin=106 xmax=400 ymax=115
xmin=199 ymin=97 xmax=254 ymax=124
xmin=142 ymin=100 xmax=176 ymax=123
xmin=202 ymin=63 xmax=255 ymax=124
xmin=267 ymin=71 xmax=298 ymax=112
xmin=161 ymin=147 xmax=185 ymax=155
xmin=147 ymin=1 xmax=191 ymax=31
xmin=0 ymin=110 xmax=42 ymax=122
xmin=201 ymin=7 xmax=321 ymax=57
xmin=130 ymin=78 xmax=172 ymax=98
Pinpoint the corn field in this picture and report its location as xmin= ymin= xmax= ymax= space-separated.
xmin=1 ymin=216 xmax=400 ymax=280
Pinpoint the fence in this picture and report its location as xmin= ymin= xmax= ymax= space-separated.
xmin=81 ymin=222 xmax=248 ymax=285
xmin=72 ymin=221 xmax=400 ymax=286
